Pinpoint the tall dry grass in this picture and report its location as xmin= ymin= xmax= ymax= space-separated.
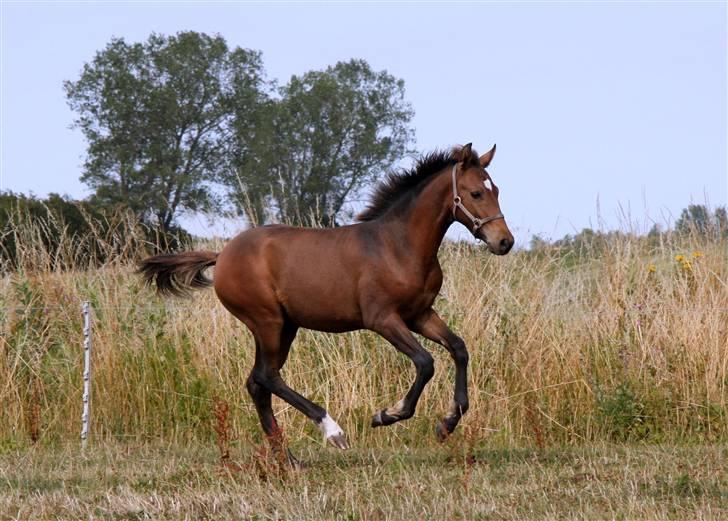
xmin=0 ymin=208 xmax=726 ymax=450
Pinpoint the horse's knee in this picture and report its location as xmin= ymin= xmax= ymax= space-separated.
xmin=415 ymin=352 xmax=435 ymax=381
xmin=451 ymin=337 xmax=469 ymax=365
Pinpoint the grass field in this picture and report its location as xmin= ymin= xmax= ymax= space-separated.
xmin=1 ymin=211 xmax=727 ymax=519
xmin=2 ymin=443 xmax=726 ymax=520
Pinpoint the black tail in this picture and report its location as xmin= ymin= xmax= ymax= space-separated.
xmin=138 ymin=251 xmax=218 ymax=297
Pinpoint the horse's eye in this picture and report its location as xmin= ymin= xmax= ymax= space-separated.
xmin=470 ymin=191 xmax=482 ymax=199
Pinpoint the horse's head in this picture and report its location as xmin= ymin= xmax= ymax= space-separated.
xmin=452 ymin=143 xmax=514 ymax=255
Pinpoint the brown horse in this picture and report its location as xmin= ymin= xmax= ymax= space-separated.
xmin=139 ymin=143 xmax=513 ymax=463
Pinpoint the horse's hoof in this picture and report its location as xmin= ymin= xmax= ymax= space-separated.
xmin=435 ymin=421 xmax=450 ymax=442
xmin=318 ymin=414 xmax=348 ymax=448
xmin=327 ymin=433 xmax=350 ymax=450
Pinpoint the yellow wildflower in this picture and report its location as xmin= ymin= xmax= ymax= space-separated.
xmin=674 ymin=254 xmax=685 ymax=262
xmin=647 ymin=264 xmax=656 ymax=273
xmin=692 ymin=251 xmax=704 ymax=259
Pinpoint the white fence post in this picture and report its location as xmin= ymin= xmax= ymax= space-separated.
xmin=81 ymin=301 xmax=92 ymax=451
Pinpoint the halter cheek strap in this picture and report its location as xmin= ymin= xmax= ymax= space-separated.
xmin=451 ymin=164 xmax=504 ymax=234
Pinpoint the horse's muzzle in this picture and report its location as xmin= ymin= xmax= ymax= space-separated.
xmin=478 ymin=228 xmax=514 ymax=255
xmin=496 ymin=236 xmax=514 ymax=255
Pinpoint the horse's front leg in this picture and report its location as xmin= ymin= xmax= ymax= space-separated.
xmin=370 ymin=315 xmax=435 ymax=428
xmin=412 ymin=309 xmax=470 ymax=441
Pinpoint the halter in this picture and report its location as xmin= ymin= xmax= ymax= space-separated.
xmin=451 ymin=164 xmax=504 ymax=235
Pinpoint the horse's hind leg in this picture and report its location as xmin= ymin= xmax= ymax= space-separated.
xmin=246 ymin=339 xmax=297 ymax=466
xmin=250 ymin=318 xmax=350 ymax=452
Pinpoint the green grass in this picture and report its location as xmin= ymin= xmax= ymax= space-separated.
xmin=1 ymin=442 xmax=726 ymax=520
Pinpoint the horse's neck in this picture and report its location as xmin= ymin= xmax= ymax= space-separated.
xmin=395 ymin=170 xmax=453 ymax=266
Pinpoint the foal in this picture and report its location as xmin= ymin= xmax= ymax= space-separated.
xmin=139 ymin=143 xmax=513 ymax=462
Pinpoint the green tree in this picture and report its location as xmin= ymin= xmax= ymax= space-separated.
xmin=675 ymin=204 xmax=710 ymax=235
xmin=229 ymin=59 xmax=415 ymax=225
xmin=675 ymin=204 xmax=727 ymax=237
xmin=529 ymin=234 xmax=550 ymax=251
xmin=715 ymin=207 xmax=727 ymax=237
xmin=64 ymin=31 xmax=267 ymax=232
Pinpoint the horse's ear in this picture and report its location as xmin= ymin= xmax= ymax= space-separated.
xmin=459 ymin=143 xmax=473 ymax=164
xmin=479 ymin=144 xmax=496 ymax=168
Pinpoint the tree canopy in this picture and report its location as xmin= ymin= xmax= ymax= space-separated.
xmin=229 ymin=59 xmax=415 ymax=225
xmin=675 ymin=204 xmax=727 ymax=237
xmin=66 ymin=32 xmax=415 ymax=230
xmin=65 ymin=32 xmax=267 ymax=232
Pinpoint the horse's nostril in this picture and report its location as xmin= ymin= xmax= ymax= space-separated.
xmin=499 ymin=238 xmax=513 ymax=254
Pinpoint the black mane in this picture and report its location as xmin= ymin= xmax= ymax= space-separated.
xmin=357 ymin=147 xmax=478 ymax=222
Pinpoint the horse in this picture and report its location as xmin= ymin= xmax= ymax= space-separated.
xmin=139 ymin=143 xmax=514 ymax=465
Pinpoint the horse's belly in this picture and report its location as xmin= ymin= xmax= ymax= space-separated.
xmin=291 ymin=314 xmax=363 ymax=333
xmin=283 ymin=303 xmax=363 ymax=333
xmin=277 ymin=277 xmax=363 ymax=333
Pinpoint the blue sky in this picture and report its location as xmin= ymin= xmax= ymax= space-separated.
xmin=1 ymin=1 xmax=726 ymax=243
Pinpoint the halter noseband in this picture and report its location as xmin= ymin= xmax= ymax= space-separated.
xmin=451 ymin=164 xmax=504 ymax=235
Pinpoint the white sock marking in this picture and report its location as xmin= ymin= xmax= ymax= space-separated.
xmin=317 ymin=413 xmax=344 ymax=439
